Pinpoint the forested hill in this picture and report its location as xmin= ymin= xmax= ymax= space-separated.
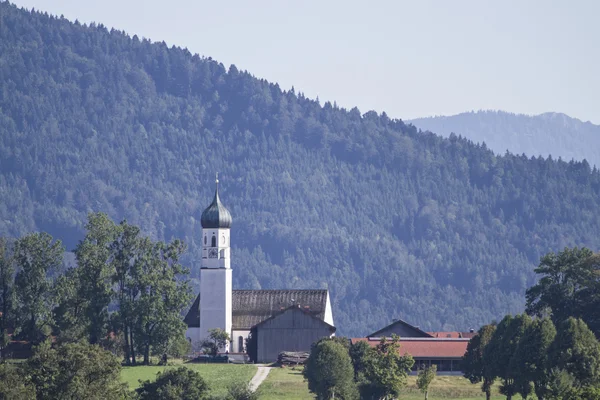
xmin=409 ymin=111 xmax=600 ymax=167
xmin=2 ymin=3 xmax=600 ymax=337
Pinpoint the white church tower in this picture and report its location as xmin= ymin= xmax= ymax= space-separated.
xmin=198 ymin=174 xmax=232 ymax=351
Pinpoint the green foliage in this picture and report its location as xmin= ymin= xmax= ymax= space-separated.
xmin=202 ymin=328 xmax=231 ymax=357
xmin=485 ymin=314 xmax=531 ymax=399
xmin=349 ymin=340 xmax=371 ymax=381
xmin=27 ymin=340 xmax=129 ymax=400
xmin=462 ymin=324 xmax=495 ymax=400
xmin=416 ymin=364 xmax=436 ymax=399
xmin=136 ymin=366 xmax=210 ymax=400
xmin=526 ymin=247 xmax=600 ymax=335
xmin=226 ymin=382 xmax=258 ymax=400
xmin=0 ymin=238 xmax=14 ymax=359
xmin=514 ymin=317 xmax=556 ymax=400
xmin=13 ymin=232 xmax=64 ymax=343
xmin=303 ymin=338 xmax=358 ymax=400
xmin=0 ymin=363 xmax=36 ymax=399
xmin=360 ymin=335 xmax=414 ymax=400
xmin=550 ymin=317 xmax=600 ymax=387
xmin=3 ymin=3 xmax=600 ymax=335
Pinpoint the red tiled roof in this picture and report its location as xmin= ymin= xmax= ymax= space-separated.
xmin=428 ymin=331 xmax=462 ymax=338
xmin=351 ymin=338 xmax=469 ymax=359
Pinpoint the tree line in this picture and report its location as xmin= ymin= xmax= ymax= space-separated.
xmin=463 ymin=247 xmax=600 ymax=400
xmin=0 ymin=212 xmax=191 ymax=365
xmin=3 ymin=2 xmax=600 ymax=336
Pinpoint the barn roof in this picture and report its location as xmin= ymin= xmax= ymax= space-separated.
xmin=351 ymin=338 xmax=469 ymax=359
xmin=367 ymin=318 xmax=433 ymax=338
xmin=252 ymin=305 xmax=336 ymax=332
xmin=184 ymin=289 xmax=329 ymax=330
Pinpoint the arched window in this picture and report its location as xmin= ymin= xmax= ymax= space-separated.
xmin=204 ymin=235 xmax=207 ymax=245
xmin=238 ymin=336 xmax=244 ymax=353
xmin=222 ymin=234 xmax=226 ymax=245
xmin=211 ymin=235 xmax=216 ymax=247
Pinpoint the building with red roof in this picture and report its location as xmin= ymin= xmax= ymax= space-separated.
xmin=355 ymin=318 xmax=476 ymax=373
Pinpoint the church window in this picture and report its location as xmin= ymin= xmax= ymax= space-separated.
xmin=211 ymin=235 xmax=216 ymax=247
xmin=238 ymin=336 xmax=244 ymax=352
xmin=204 ymin=235 xmax=207 ymax=245
xmin=222 ymin=234 xmax=226 ymax=244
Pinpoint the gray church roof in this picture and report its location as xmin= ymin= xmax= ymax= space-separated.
xmin=184 ymin=289 xmax=329 ymax=330
xmin=201 ymin=179 xmax=232 ymax=229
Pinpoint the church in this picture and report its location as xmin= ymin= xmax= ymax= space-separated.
xmin=184 ymin=178 xmax=335 ymax=362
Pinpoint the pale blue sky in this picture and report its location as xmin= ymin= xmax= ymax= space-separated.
xmin=12 ymin=0 xmax=600 ymax=123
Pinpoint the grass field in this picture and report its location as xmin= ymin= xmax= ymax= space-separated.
xmin=122 ymin=363 xmax=512 ymax=399
xmin=121 ymin=363 xmax=256 ymax=397
xmin=257 ymin=368 xmax=510 ymax=400
xmin=257 ymin=367 xmax=312 ymax=400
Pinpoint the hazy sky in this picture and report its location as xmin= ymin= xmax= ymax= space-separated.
xmin=11 ymin=0 xmax=600 ymax=123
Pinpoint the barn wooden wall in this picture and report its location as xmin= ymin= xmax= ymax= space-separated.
xmin=255 ymin=308 xmax=334 ymax=362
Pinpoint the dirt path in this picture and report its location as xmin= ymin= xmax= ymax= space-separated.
xmin=249 ymin=365 xmax=272 ymax=392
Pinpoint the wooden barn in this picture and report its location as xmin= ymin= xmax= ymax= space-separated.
xmin=248 ymin=305 xmax=336 ymax=363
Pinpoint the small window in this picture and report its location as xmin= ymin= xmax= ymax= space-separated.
xmin=204 ymin=235 xmax=207 ymax=245
xmin=211 ymin=235 xmax=216 ymax=247
xmin=238 ymin=336 xmax=244 ymax=353
xmin=222 ymin=234 xmax=226 ymax=244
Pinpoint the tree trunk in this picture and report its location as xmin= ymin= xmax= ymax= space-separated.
xmin=30 ymin=313 xmax=35 ymax=341
xmin=486 ymin=389 xmax=491 ymax=400
xmin=144 ymin=342 xmax=150 ymax=365
xmin=130 ymin=329 xmax=136 ymax=365
xmin=123 ymin=326 xmax=131 ymax=365
xmin=425 ymin=389 xmax=428 ymax=400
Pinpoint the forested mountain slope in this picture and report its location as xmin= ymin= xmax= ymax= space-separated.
xmin=409 ymin=111 xmax=600 ymax=167
xmin=2 ymin=3 xmax=600 ymax=336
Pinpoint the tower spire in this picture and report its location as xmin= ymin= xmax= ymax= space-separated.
xmin=216 ymin=172 xmax=219 ymax=192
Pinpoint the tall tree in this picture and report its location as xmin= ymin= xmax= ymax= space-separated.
xmin=516 ymin=317 xmax=557 ymax=400
xmin=526 ymin=247 xmax=599 ymax=334
xmin=133 ymin=238 xmax=191 ymax=364
xmin=112 ymin=220 xmax=142 ymax=365
xmin=361 ymin=335 xmax=415 ymax=400
xmin=463 ymin=324 xmax=496 ymax=400
xmin=0 ymin=238 xmax=14 ymax=358
xmin=13 ymin=232 xmax=64 ymax=343
xmin=75 ymin=212 xmax=120 ymax=344
xmin=550 ymin=317 xmax=600 ymax=387
xmin=54 ymin=213 xmax=120 ymax=344
xmin=303 ymin=338 xmax=358 ymax=400
xmin=485 ymin=314 xmax=532 ymax=400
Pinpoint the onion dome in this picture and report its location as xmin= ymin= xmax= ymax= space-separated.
xmin=201 ymin=174 xmax=232 ymax=229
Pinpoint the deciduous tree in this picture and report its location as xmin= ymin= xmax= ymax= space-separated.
xmin=417 ymin=364 xmax=437 ymax=400
xmin=463 ymin=324 xmax=496 ymax=400
xmin=361 ymin=335 xmax=414 ymax=400
xmin=516 ymin=317 xmax=556 ymax=400
xmin=550 ymin=317 xmax=600 ymax=387
xmin=137 ymin=366 xmax=209 ymax=400
xmin=303 ymin=338 xmax=358 ymax=400
xmin=13 ymin=232 xmax=64 ymax=343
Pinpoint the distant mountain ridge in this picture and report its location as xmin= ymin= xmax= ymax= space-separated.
xmin=2 ymin=3 xmax=600 ymax=336
xmin=408 ymin=111 xmax=600 ymax=167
